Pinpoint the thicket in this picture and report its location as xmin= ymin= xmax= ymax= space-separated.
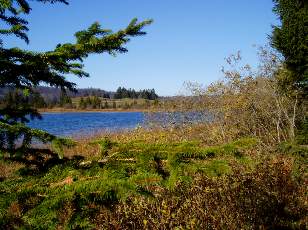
xmin=156 ymin=48 xmax=306 ymax=146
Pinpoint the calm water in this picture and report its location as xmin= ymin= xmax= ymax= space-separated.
xmin=28 ymin=112 xmax=144 ymax=138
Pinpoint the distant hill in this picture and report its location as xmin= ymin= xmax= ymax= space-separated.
xmin=0 ymin=87 xmax=113 ymax=101
xmin=34 ymin=86 xmax=113 ymax=101
xmin=0 ymin=86 xmax=159 ymax=104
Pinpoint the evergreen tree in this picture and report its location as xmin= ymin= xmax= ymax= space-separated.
xmin=113 ymin=87 xmax=159 ymax=100
xmin=59 ymin=91 xmax=72 ymax=107
xmin=1 ymin=89 xmax=41 ymax=123
xmin=131 ymin=89 xmax=137 ymax=98
xmin=29 ymin=91 xmax=47 ymax=108
xmin=0 ymin=0 xmax=152 ymax=155
xmin=0 ymin=89 xmax=41 ymax=150
xmin=149 ymin=88 xmax=158 ymax=100
xmin=114 ymin=87 xmax=123 ymax=99
xmin=102 ymin=92 xmax=110 ymax=99
xmin=271 ymin=0 xmax=308 ymax=94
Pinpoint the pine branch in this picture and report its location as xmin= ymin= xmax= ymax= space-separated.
xmin=0 ymin=121 xmax=75 ymax=158
xmin=0 ymin=0 xmax=152 ymax=159
xmin=0 ymin=19 xmax=153 ymax=91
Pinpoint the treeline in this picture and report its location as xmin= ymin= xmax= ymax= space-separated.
xmin=0 ymin=90 xmax=47 ymax=109
xmin=79 ymin=96 xmax=111 ymax=109
xmin=0 ymin=89 xmax=66 ymax=109
xmin=0 ymin=86 xmax=111 ymax=101
xmin=0 ymin=89 xmax=159 ymax=110
xmin=114 ymin=87 xmax=158 ymax=100
xmin=0 ymin=86 xmax=158 ymax=101
xmin=0 ymin=86 xmax=160 ymax=110
xmin=78 ymin=96 xmax=155 ymax=110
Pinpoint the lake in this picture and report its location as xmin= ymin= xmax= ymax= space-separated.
xmin=28 ymin=112 xmax=145 ymax=138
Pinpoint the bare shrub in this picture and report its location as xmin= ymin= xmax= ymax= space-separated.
xmin=155 ymin=48 xmax=305 ymax=145
xmin=94 ymin=155 xmax=307 ymax=229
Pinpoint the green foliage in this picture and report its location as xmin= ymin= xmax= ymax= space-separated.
xmin=0 ymin=157 xmax=147 ymax=228
xmin=271 ymin=0 xmax=308 ymax=94
xmin=0 ymin=121 xmax=75 ymax=158
xmin=92 ymin=137 xmax=114 ymax=156
xmin=202 ymin=160 xmax=231 ymax=177
xmin=296 ymin=118 xmax=308 ymax=145
xmin=51 ymin=138 xmax=76 ymax=159
xmin=0 ymin=137 xmax=258 ymax=227
xmin=279 ymin=141 xmax=308 ymax=158
xmin=1 ymin=140 xmax=305 ymax=229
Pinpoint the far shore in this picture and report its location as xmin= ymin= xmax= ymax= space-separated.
xmin=38 ymin=108 xmax=153 ymax=113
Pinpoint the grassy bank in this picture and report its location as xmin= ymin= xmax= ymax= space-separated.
xmin=36 ymin=98 xmax=160 ymax=113
xmin=1 ymin=126 xmax=307 ymax=229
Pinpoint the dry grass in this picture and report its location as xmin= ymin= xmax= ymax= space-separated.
xmin=0 ymin=160 xmax=24 ymax=180
xmin=94 ymin=155 xmax=307 ymax=229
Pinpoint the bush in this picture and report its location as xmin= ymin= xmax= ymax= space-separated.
xmin=96 ymin=156 xmax=307 ymax=229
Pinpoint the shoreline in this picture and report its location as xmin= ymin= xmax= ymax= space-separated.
xmin=38 ymin=108 xmax=152 ymax=113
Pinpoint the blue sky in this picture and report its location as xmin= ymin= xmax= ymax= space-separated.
xmin=6 ymin=0 xmax=278 ymax=96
